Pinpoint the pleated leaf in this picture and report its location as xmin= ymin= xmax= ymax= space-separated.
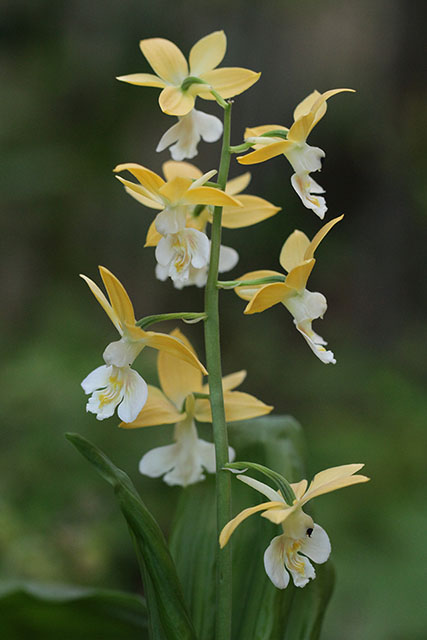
xmin=0 ymin=581 xmax=148 ymax=640
xmin=169 ymin=415 xmax=335 ymax=640
xmin=66 ymin=433 xmax=197 ymax=640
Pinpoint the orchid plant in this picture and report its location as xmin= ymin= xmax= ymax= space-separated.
xmin=68 ymin=29 xmax=369 ymax=640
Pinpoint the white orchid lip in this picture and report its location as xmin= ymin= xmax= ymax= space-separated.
xmin=155 ymin=228 xmax=210 ymax=284
xmin=157 ymin=108 xmax=223 ymax=161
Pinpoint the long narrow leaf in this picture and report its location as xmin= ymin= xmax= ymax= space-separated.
xmin=66 ymin=433 xmax=197 ymax=640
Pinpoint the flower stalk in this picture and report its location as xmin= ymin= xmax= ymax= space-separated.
xmin=204 ymin=100 xmax=233 ymax=640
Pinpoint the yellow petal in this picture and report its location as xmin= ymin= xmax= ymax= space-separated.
xmin=99 ymin=266 xmax=136 ymax=327
xmin=122 ymin=183 xmax=164 ymax=210
xmin=287 ymin=113 xmax=316 ymax=144
xmin=120 ymin=386 xmax=184 ymax=428
xmin=304 ymin=215 xmax=344 ymax=260
xmin=162 ymin=160 xmax=202 ymax=182
xmin=159 ymin=86 xmax=195 ymax=116
xmin=194 ymin=390 xmax=272 ymax=423
xmin=244 ymin=282 xmax=292 ymax=314
xmin=221 ymin=194 xmax=280 ymax=229
xmin=189 ymin=30 xmax=226 ymax=76
xmin=139 ymin=38 xmax=188 ymax=84
xmin=144 ymin=220 xmax=162 ymax=247
xmin=300 ymin=464 xmax=369 ymax=505
xmin=225 ymin=172 xmax=251 ymax=196
xmin=293 ymin=90 xmax=322 ymax=121
xmin=116 ymin=73 xmax=166 ymax=88
xmin=234 ymin=270 xmax=283 ymax=301
xmin=279 ymin=230 xmax=311 ymax=273
xmin=219 ymin=501 xmax=284 ymax=548
xmin=184 ymin=186 xmax=242 ymax=208
xmin=237 ymin=140 xmax=292 ymax=165
xmin=80 ymin=274 xmax=120 ymax=333
xmin=158 ymin=176 xmax=192 ymax=203
xmin=310 ymin=88 xmax=355 ymax=131
xmin=145 ymin=331 xmax=208 ymax=375
xmin=157 ymin=329 xmax=203 ymax=409
xmin=200 ymin=370 xmax=246 ymax=395
xmin=290 ymin=479 xmax=308 ymax=500
xmin=221 ymin=370 xmax=247 ymax=392
xmin=261 ymin=506 xmax=295 ymax=524
xmin=114 ymin=163 xmax=165 ymax=196
xmin=197 ymin=67 xmax=261 ymax=100
xmin=284 ymin=259 xmax=315 ymax=292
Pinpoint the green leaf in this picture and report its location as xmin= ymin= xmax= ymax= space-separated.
xmin=0 ymin=581 xmax=147 ymax=640
xmin=169 ymin=415 xmax=335 ymax=640
xmin=66 ymin=433 xmax=197 ymax=640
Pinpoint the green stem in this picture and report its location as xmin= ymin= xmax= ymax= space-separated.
xmin=204 ymin=101 xmax=233 ymax=640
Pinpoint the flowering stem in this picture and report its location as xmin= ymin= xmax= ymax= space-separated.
xmin=204 ymin=100 xmax=233 ymax=640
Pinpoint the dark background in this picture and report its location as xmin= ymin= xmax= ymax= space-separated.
xmin=1 ymin=1 xmax=426 ymax=638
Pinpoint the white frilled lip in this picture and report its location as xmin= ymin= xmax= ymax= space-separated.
xmin=156 ymin=108 xmax=223 ymax=161
xmin=290 ymin=173 xmax=327 ymax=219
xmin=81 ymin=364 xmax=148 ymax=423
xmin=264 ymin=524 xmax=331 ymax=589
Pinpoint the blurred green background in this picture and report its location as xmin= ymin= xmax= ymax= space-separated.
xmin=2 ymin=0 xmax=426 ymax=638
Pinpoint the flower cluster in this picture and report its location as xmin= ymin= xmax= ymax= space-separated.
xmin=79 ymin=29 xmax=369 ymax=595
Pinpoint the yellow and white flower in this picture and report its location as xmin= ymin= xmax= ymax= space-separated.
xmin=238 ymin=89 xmax=354 ymax=218
xmin=235 ymin=216 xmax=343 ymax=363
xmin=81 ymin=267 xmax=207 ymax=423
xmin=121 ymin=329 xmax=273 ymax=486
xmin=156 ymin=108 xmax=223 ymax=160
xmin=220 ymin=464 xmax=369 ymax=589
xmin=117 ymin=30 xmax=260 ymax=116
xmin=141 ymin=161 xmax=280 ymax=288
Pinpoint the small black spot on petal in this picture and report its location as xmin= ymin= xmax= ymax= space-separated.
xmin=306 ymin=527 xmax=313 ymax=537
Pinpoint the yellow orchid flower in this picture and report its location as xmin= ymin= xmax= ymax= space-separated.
xmin=81 ymin=267 xmax=207 ymax=423
xmin=114 ymin=162 xmax=242 ymax=285
xmin=237 ymin=89 xmax=354 ymax=218
xmin=140 ymin=161 xmax=280 ymax=288
xmin=117 ymin=30 xmax=260 ymax=116
xmin=220 ymin=464 xmax=369 ymax=589
xmin=121 ymin=328 xmax=273 ymax=486
xmin=235 ymin=216 xmax=343 ymax=363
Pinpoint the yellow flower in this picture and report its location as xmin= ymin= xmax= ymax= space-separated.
xmin=81 ymin=267 xmax=207 ymax=422
xmin=121 ymin=328 xmax=273 ymax=486
xmin=237 ymin=89 xmax=354 ymax=218
xmin=117 ymin=30 xmax=260 ymax=116
xmin=235 ymin=216 xmax=343 ymax=363
xmin=220 ymin=464 xmax=369 ymax=589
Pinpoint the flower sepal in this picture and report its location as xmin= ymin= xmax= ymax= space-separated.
xmin=225 ymin=461 xmax=296 ymax=505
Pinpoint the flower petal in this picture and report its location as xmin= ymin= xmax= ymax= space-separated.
xmin=225 ymin=172 xmax=251 ymax=196
xmin=301 ymin=464 xmax=369 ymax=505
xmin=237 ymin=141 xmax=291 ymax=165
xmin=197 ymin=67 xmax=261 ymax=100
xmin=244 ymin=282 xmax=292 ymax=314
xmin=122 ymin=184 xmax=164 ymax=210
xmin=189 ymin=30 xmax=227 ymax=76
xmin=145 ymin=331 xmax=208 ymax=374
xmin=194 ymin=390 xmax=273 ymax=423
xmin=220 ymin=194 xmax=280 ymax=229
xmin=80 ymin=274 xmax=120 ymax=333
xmin=144 ymin=220 xmax=162 ymax=247
xmin=159 ymin=86 xmax=195 ymax=116
xmin=193 ymin=109 xmax=223 ymax=142
xmin=139 ymin=443 xmax=179 ymax=477
xmin=162 ymin=160 xmax=203 ymax=182
xmin=184 ymin=186 xmax=242 ymax=208
xmin=300 ymin=524 xmax=331 ymax=564
xmin=284 ymin=259 xmax=315 ymax=292
xmin=279 ymin=230 xmax=311 ymax=273
xmin=116 ymin=72 xmax=166 ymax=88
xmin=293 ymin=90 xmax=322 ymax=121
xmin=219 ymin=501 xmax=284 ymax=548
xmin=290 ymin=173 xmax=327 ymax=219
xmin=234 ymin=270 xmax=283 ymax=301
xmin=99 ymin=266 xmax=136 ymax=327
xmin=120 ymin=385 xmax=184 ymax=428
xmin=304 ymin=215 xmax=344 ymax=260
xmin=264 ymin=535 xmax=290 ymax=589
xmin=81 ymin=364 xmax=110 ymax=394
xmin=158 ymin=176 xmax=192 ymax=203
xmin=221 ymin=370 xmax=246 ymax=392
xmin=103 ymin=338 xmax=143 ymax=368
xmin=118 ymin=369 xmax=148 ymax=423
xmin=139 ymin=38 xmax=188 ymax=84
xmin=285 ymin=552 xmax=315 ymax=588
xmin=157 ymin=328 xmax=203 ymax=408
xmin=218 ymin=244 xmax=239 ymax=273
